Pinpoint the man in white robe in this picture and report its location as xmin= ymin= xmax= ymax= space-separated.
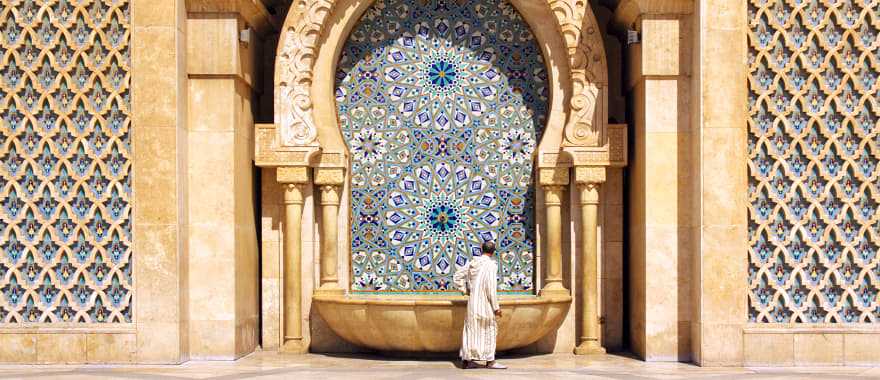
xmin=453 ymin=241 xmax=506 ymax=369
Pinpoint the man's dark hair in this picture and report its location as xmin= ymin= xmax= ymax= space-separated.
xmin=481 ymin=241 xmax=496 ymax=255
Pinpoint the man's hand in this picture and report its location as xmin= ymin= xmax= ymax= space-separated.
xmin=494 ymin=309 xmax=502 ymax=317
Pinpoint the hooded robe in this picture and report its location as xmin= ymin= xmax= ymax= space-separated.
xmin=453 ymin=255 xmax=500 ymax=361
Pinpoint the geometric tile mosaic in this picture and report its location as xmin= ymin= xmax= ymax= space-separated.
xmin=748 ymin=0 xmax=879 ymax=322
xmin=336 ymin=0 xmax=548 ymax=293
xmin=0 ymin=0 xmax=131 ymax=323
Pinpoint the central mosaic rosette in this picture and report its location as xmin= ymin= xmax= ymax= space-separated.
xmin=336 ymin=0 xmax=548 ymax=292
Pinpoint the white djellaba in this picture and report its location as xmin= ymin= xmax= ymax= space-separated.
xmin=453 ymin=254 xmax=502 ymax=365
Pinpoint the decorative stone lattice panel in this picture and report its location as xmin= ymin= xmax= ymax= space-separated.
xmin=336 ymin=0 xmax=548 ymax=293
xmin=748 ymin=0 xmax=879 ymax=323
xmin=0 ymin=0 xmax=131 ymax=323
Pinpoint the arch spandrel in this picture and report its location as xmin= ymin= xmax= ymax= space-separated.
xmin=266 ymin=0 xmax=619 ymax=169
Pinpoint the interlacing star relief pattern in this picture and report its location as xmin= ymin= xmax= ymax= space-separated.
xmin=0 ymin=0 xmax=132 ymax=323
xmin=336 ymin=0 xmax=548 ymax=292
xmin=748 ymin=0 xmax=879 ymax=323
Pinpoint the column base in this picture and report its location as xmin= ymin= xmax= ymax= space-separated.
xmin=281 ymin=339 xmax=309 ymax=354
xmin=314 ymin=285 xmax=345 ymax=297
xmin=574 ymin=340 xmax=606 ymax=355
xmin=539 ymin=283 xmax=570 ymax=297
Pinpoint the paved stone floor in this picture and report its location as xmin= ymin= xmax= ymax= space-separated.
xmin=0 ymin=351 xmax=878 ymax=379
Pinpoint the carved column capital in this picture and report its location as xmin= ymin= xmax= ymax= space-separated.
xmin=577 ymin=182 xmax=600 ymax=206
xmin=542 ymin=185 xmax=566 ymax=206
xmin=319 ymin=185 xmax=341 ymax=206
xmin=577 ymin=182 xmax=601 ymax=191
xmin=574 ymin=166 xmax=604 ymax=206
xmin=283 ymin=184 xmax=305 ymax=205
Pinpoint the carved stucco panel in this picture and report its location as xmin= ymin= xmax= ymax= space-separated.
xmin=549 ymin=0 xmax=609 ymax=148
xmin=277 ymin=0 xmax=336 ymax=147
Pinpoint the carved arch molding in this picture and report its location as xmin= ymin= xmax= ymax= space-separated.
xmin=258 ymin=0 xmax=627 ymax=169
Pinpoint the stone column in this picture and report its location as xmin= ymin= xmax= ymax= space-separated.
xmin=277 ymin=167 xmax=309 ymax=353
xmin=539 ymin=168 xmax=570 ymax=296
xmin=315 ymin=168 xmax=345 ymax=295
xmin=575 ymin=166 xmax=606 ymax=355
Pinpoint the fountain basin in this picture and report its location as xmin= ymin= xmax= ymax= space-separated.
xmin=312 ymin=293 xmax=571 ymax=352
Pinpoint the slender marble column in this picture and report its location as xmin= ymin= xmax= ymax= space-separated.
xmin=281 ymin=183 xmax=306 ymax=352
xmin=575 ymin=181 xmax=605 ymax=354
xmin=318 ymin=184 xmax=342 ymax=292
xmin=541 ymin=185 xmax=567 ymax=295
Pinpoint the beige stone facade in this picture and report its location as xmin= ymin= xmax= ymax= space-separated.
xmin=0 ymin=0 xmax=877 ymax=367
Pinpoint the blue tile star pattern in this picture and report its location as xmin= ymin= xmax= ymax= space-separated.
xmin=336 ymin=0 xmax=549 ymax=292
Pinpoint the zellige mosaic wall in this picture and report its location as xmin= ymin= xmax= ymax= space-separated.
xmin=336 ymin=0 xmax=548 ymax=293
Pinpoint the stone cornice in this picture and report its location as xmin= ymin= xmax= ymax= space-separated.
xmin=613 ymin=0 xmax=693 ymax=30
xmin=186 ymin=0 xmax=278 ymax=35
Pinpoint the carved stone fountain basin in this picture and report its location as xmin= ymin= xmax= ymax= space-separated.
xmin=312 ymin=293 xmax=571 ymax=352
